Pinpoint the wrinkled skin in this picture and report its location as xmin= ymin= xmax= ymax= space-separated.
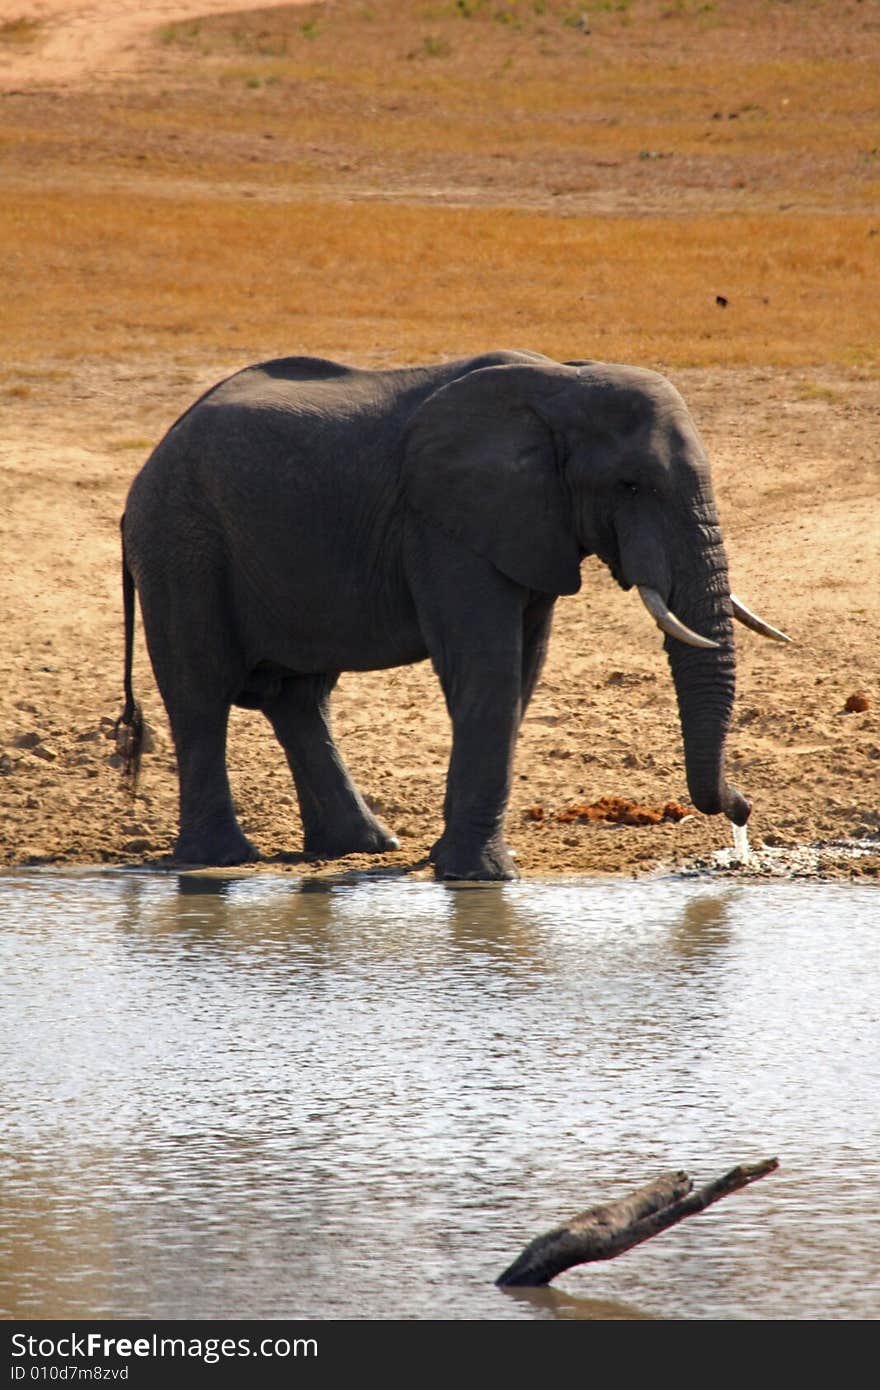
xmin=120 ymin=349 xmax=748 ymax=879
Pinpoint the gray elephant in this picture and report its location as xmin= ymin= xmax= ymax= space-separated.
xmin=116 ymin=349 xmax=788 ymax=880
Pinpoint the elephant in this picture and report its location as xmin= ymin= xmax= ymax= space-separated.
xmin=116 ymin=348 xmax=789 ymax=880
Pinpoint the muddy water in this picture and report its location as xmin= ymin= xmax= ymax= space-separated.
xmin=1 ymin=871 xmax=878 ymax=1321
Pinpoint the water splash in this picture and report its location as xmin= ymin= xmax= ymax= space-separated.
xmin=732 ymin=821 xmax=751 ymax=864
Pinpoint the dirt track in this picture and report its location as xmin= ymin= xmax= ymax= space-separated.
xmin=1 ymin=1 xmax=877 ymax=881
xmin=1 ymin=0 xmax=291 ymax=84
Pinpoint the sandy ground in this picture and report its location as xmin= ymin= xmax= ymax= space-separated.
xmin=0 ymin=0 xmax=301 ymax=85
xmin=1 ymin=1 xmax=877 ymax=882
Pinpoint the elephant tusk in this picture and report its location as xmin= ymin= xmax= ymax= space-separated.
xmin=638 ymin=586 xmax=721 ymax=650
xmin=730 ymin=593 xmax=792 ymax=643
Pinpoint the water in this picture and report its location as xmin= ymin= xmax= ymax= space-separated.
xmin=1 ymin=870 xmax=878 ymax=1321
xmin=732 ymin=821 xmax=751 ymax=864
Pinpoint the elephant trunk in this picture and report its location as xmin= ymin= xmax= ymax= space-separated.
xmin=668 ymin=640 xmax=750 ymax=825
xmin=664 ymin=538 xmax=750 ymax=826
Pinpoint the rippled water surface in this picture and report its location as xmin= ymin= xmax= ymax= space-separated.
xmin=1 ymin=871 xmax=878 ymax=1321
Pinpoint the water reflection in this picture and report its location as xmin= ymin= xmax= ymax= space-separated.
xmin=500 ymin=1285 xmax=656 ymax=1321
xmin=177 ymin=873 xmax=237 ymax=898
xmin=1 ymin=871 xmax=878 ymax=1319
xmin=669 ymin=893 xmax=734 ymax=962
xmin=444 ymin=883 xmax=550 ymax=969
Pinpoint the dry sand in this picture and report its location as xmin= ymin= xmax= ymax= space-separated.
xmin=1 ymin=1 xmax=877 ymax=882
xmin=0 ymin=0 xmax=292 ymax=85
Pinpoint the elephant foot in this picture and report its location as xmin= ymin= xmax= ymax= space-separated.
xmin=173 ymin=825 xmax=260 ymax=867
xmin=303 ymin=814 xmax=400 ymax=860
xmin=430 ymin=835 xmax=519 ymax=883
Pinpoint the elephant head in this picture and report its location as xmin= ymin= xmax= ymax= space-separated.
xmin=404 ymin=359 xmax=789 ymax=827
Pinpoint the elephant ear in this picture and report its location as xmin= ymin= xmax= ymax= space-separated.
xmin=402 ymin=363 xmax=582 ymax=595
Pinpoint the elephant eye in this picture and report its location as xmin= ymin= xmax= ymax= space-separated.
xmin=620 ymin=480 xmax=639 ymax=496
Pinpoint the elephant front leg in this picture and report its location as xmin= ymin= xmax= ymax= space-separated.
xmin=406 ymin=520 xmax=526 ymax=881
xmin=433 ymin=599 xmax=553 ymax=878
xmin=432 ymin=679 xmax=521 ymax=881
xmin=521 ymin=595 xmax=555 ymax=719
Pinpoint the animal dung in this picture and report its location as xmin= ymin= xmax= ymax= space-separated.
xmin=527 ymin=796 xmax=692 ymax=827
xmin=844 ymin=691 xmax=870 ymax=713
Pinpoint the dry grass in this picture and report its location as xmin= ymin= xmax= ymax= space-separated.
xmin=139 ymin=0 xmax=880 ymax=204
xmin=0 ymin=0 xmax=878 ymax=368
xmin=0 ymin=17 xmax=43 ymax=46
xmin=1 ymin=190 xmax=875 ymax=367
xmin=7 ymin=0 xmax=877 ymax=209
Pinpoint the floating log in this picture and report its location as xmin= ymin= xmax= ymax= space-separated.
xmin=496 ymin=1159 xmax=779 ymax=1287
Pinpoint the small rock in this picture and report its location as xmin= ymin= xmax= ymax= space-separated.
xmin=844 ymin=691 xmax=870 ymax=713
xmin=15 ymin=731 xmax=42 ymax=749
xmin=31 ymin=743 xmax=58 ymax=762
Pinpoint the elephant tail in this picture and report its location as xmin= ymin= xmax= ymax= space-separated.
xmin=114 ymin=515 xmax=144 ymax=790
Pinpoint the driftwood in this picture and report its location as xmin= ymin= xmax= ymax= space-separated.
xmin=496 ymin=1159 xmax=779 ymax=1287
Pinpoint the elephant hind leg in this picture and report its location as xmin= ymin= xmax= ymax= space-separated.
xmin=263 ymin=674 xmax=399 ymax=858
xmin=133 ymin=595 xmax=256 ymax=865
xmin=168 ymin=703 xmax=258 ymax=866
